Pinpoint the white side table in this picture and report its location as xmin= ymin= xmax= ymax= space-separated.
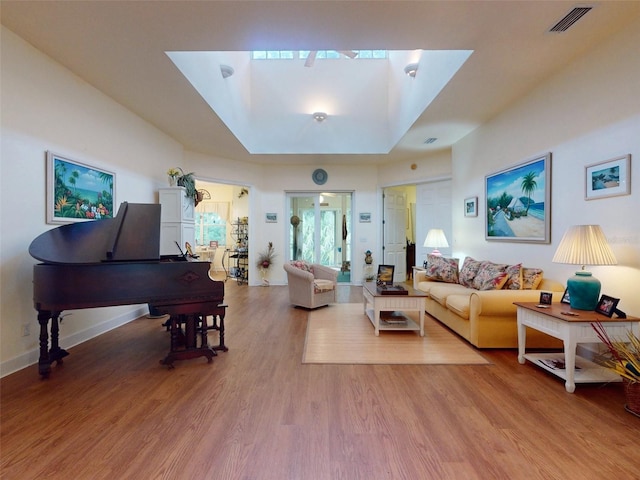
xmin=515 ymin=302 xmax=639 ymax=393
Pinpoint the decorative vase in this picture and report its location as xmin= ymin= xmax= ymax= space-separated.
xmin=168 ymin=176 xmax=177 ymax=187
xmin=365 ymin=252 xmax=373 ymax=264
xmin=260 ymin=267 xmax=270 ymax=286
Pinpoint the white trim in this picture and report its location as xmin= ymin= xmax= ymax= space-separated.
xmin=0 ymin=306 xmax=147 ymax=378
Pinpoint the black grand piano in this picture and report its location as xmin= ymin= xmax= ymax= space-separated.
xmin=29 ymin=202 xmax=227 ymax=378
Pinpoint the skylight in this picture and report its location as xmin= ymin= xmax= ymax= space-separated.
xmin=251 ymin=50 xmax=387 ymax=60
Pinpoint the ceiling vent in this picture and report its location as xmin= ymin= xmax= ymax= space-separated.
xmin=423 ymin=137 xmax=438 ymax=144
xmin=549 ymin=6 xmax=592 ymax=32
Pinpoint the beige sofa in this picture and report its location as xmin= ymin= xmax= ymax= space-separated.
xmin=414 ymin=256 xmax=564 ymax=348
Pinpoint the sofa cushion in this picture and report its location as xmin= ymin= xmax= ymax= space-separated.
xmin=503 ymin=263 xmax=523 ymax=290
xmin=446 ymin=294 xmax=471 ymax=320
xmin=290 ymin=260 xmax=313 ymax=273
xmin=522 ymin=267 xmax=543 ymax=290
xmin=428 ymin=283 xmax=471 ymax=306
xmin=459 ymin=257 xmax=483 ymax=288
xmin=472 ymin=261 xmax=509 ymax=291
xmin=313 ymin=279 xmax=335 ymax=293
xmin=425 ymin=254 xmax=459 ymax=283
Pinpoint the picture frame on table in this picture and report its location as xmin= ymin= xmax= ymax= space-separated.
xmin=46 ymin=151 xmax=115 ymax=224
xmin=585 ymin=154 xmax=631 ymax=200
xmin=595 ymin=294 xmax=620 ymax=318
xmin=539 ymin=292 xmax=553 ymax=305
xmin=560 ymin=288 xmax=571 ymax=305
xmin=464 ymin=196 xmax=478 ymax=217
xmin=485 ymin=153 xmax=551 ymax=243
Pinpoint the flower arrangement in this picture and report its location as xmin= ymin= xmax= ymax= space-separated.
xmin=592 ymin=322 xmax=640 ymax=383
xmin=167 ymin=167 xmax=198 ymax=202
xmin=257 ymin=242 xmax=276 ymax=269
xmin=167 ymin=167 xmax=180 ymax=179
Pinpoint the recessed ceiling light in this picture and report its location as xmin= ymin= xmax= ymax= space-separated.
xmin=404 ymin=63 xmax=419 ymax=78
xmin=313 ymin=112 xmax=328 ymax=122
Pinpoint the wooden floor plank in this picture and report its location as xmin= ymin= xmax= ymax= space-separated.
xmin=1 ymin=275 xmax=638 ymax=479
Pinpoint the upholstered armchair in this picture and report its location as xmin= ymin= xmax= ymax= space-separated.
xmin=283 ymin=261 xmax=338 ymax=309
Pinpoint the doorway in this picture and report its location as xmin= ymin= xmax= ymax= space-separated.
xmin=287 ymin=192 xmax=353 ymax=282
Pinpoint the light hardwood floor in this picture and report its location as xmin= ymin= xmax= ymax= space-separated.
xmin=1 ymin=274 xmax=637 ymax=479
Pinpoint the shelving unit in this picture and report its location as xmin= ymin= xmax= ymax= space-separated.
xmin=158 ymin=187 xmax=195 ymax=256
xmin=224 ymin=219 xmax=248 ymax=284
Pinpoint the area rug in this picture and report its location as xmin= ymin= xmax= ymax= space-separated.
xmin=303 ymin=303 xmax=490 ymax=365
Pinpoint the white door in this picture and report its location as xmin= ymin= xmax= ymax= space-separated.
xmin=383 ymin=188 xmax=407 ymax=282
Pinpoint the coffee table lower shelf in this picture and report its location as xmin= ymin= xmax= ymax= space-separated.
xmin=365 ymin=309 xmax=420 ymax=333
xmin=522 ymin=352 xmax=621 ymax=385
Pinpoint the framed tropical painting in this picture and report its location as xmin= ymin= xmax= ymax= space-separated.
xmin=485 ymin=153 xmax=551 ymax=243
xmin=46 ymin=151 xmax=116 ymax=224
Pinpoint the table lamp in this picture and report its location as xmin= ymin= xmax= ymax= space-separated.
xmin=424 ymin=229 xmax=449 ymax=256
xmin=551 ymin=225 xmax=617 ymax=310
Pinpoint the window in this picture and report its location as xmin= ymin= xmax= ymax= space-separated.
xmin=251 ymin=50 xmax=387 ymax=61
xmin=195 ymin=211 xmax=227 ymax=247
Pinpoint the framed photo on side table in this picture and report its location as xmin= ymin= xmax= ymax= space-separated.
xmin=560 ymin=288 xmax=571 ymax=305
xmin=595 ymin=294 xmax=620 ymax=317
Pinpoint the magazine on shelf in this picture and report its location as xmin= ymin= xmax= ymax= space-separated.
xmin=380 ymin=311 xmax=408 ymax=324
xmin=538 ymin=358 xmax=581 ymax=370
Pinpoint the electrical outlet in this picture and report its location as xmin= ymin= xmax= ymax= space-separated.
xmin=21 ymin=323 xmax=31 ymax=337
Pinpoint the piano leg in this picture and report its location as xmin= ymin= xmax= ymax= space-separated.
xmin=37 ymin=310 xmax=69 ymax=378
xmin=160 ymin=314 xmax=216 ymax=368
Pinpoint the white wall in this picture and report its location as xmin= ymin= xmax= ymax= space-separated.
xmin=0 ymin=27 xmax=185 ymax=375
xmin=452 ymin=17 xmax=640 ymax=316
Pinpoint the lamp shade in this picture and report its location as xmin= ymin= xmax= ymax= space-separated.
xmin=424 ymin=229 xmax=449 ymax=256
xmin=552 ymin=225 xmax=616 ymax=310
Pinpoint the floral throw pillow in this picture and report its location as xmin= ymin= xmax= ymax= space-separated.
xmin=503 ymin=263 xmax=523 ymax=290
xmin=522 ymin=267 xmax=543 ymax=290
xmin=425 ymin=254 xmax=459 ymax=283
xmin=459 ymin=257 xmax=483 ymax=288
xmin=290 ymin=260 xmax=313 ymax=273
xmin=472 ymin=261 xmax=509 ymax=291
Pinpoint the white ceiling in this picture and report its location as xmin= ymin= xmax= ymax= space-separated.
xmin=2 ymin=1 xmax=639 ymax=166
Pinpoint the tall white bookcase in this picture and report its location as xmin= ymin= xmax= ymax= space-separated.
xmin=159 ymin=187 xmax=195 ymax=256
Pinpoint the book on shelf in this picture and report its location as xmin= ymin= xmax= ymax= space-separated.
xmin=380 ymin=311 xmax=407 ymax=324
xmin=538 ymin=358 xmax=581 ymax=370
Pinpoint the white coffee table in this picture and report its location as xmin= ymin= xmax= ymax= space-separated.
xmin=363 ymin=282 xmax=426 ymax=336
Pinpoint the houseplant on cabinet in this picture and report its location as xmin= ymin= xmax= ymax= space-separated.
xmin=168 ymin=167 xmax=199 ymax=205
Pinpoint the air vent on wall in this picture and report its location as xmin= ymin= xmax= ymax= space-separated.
xmin=549 ymin=6 xmax=592 ymax=32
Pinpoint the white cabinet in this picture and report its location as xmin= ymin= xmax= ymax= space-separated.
xmin=159 ymin=187 xmax=195 ymax=256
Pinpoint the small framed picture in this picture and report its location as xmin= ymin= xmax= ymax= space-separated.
xmin=464 ymin=196 xmax=478 ymax=217
xmin=595 ymin=294 xmax=620 ymax=317
xmin=585 ymin=154 xmax=631 ymax=200
xmin=539 ymin=291 xmax=553 ymax=305
xmin=359 ymin=212 xmax=371 ymax=223
xmin=560 ymin=288 xmax=571 ymax=305
xmin=265 ymin=213 xmax=277 ymax=223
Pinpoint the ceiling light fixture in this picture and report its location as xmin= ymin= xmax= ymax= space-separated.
xmin=220 ymin=64 xmax=234 ymax=79
xmin=404 ymin=63 xmax=418 ymax=78
xmin=313 ymin=112 xmax=328 ymax=122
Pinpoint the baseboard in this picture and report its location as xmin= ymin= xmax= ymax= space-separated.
xmin=0 ymin=306 xmax=147 ymax=378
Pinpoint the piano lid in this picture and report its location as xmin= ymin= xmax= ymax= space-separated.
xmin=29 ymin=202 xmax=162 ymax=264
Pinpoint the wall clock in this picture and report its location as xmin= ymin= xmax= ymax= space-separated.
xmin=312 ymin=168 xmax=328 ymax=185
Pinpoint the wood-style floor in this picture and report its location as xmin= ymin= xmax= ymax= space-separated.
xmin=1 ymin=274 xmax=638 ymax=479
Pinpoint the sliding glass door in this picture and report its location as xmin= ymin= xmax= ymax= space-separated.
xmin=287 ymin=192 xmax=352 ymax=282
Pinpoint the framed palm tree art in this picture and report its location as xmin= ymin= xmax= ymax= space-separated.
xmin=485 ymin=153 xmax=551 ymax=243
xmin=46 ymin=151 xmax=116 ymax=224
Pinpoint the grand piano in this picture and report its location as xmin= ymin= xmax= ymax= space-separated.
xmin=29 ymin=202 xmax=227 ymax=378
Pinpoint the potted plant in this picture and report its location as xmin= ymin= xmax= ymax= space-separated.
xmin=168 ymin=167 xmax=199 ymax=204
xmin=592 ymin=322 xmax=640 ymax=416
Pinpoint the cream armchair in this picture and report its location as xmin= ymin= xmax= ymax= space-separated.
xmin=283 ymin=262 xmax=338 ymax=309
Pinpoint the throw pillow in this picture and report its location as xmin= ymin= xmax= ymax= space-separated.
xmin=472 ymin=261 xmax=509 ymax=291
xmin=425 ymin=254 xmax=459 ymax=283
xmin=503 ymin=263 xmax=523 ymax=290
xmin=459 ymin=257 xmax=483 ymax=288
xmin=290 ymin=260 xmax=313 ymax=273
xmin=522 ymin=267 xmax=543 ymax=290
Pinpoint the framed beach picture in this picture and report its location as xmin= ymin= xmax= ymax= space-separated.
xmin=464 ymin=196 xmax=478 ymax=217
xmin=265 ymin=213 xmax=277 ymax=223
xmin=485 ymin=153 xmax=551 ymax=243
xmin=585 ymin=154 xmax=631 ymax=200
xmin=359 ymin=212 xmax=371 ymax=223
xmin=46 ymin=151 xmax=115 ymax=224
